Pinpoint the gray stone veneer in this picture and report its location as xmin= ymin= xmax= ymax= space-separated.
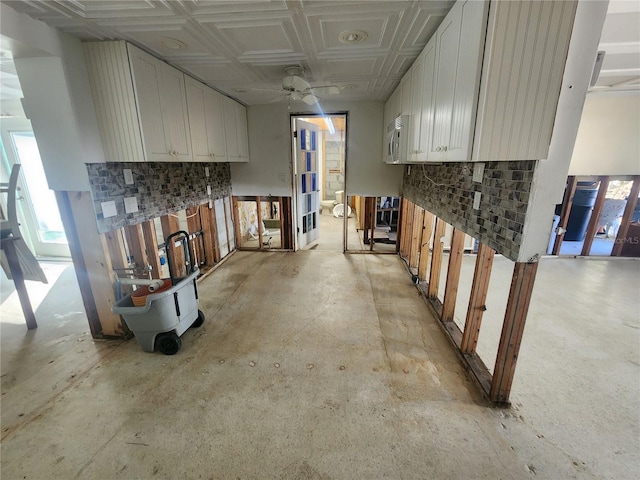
xmin=87 ymin=162 xmax=231 ymax=233
xmin=402 ymin=161 xmax=536 ymax=262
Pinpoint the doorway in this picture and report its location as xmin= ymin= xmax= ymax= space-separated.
xmin=291 ymin=114 xmax=347 ymax=251
xmin=0 ymin=122 xmax=69 ymax=258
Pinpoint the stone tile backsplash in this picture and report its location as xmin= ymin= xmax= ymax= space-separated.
xmin=87 ymin=162 xmax=231 ymax=233
xmin=402 ymin=161 xmax=537 ymax=262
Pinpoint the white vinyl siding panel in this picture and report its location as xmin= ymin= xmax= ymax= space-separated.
xmin=83 ymin=42 xmax=144 ymax=162
xmin=473 ymin=0 xmax=577 ymax=161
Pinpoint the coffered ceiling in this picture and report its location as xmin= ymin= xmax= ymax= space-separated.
xmin=1 ymin=0 xmax=455 ymax=105
xmin=1 ymin=0 xmax=639 ymax=114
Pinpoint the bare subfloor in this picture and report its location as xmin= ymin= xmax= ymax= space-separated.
xmin=1 ymin=253 xmax=638 ymax=479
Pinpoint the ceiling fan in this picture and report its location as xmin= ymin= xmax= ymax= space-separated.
xmin=255 ymin=66 xmax=342 ymax=105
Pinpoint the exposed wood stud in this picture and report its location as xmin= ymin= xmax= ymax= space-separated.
xmin=581 ymin=176 xmax=610 ymax=256
xmin=141 ymin=220 xmax=162 ymax=279
xmin=461 ymin=243 xmax=495 ymax=353
xmin=104 ymin=227 xmax=132 ymax=295
xmin=232 ymin=197 xmax=242 ymax=250
xmin=124 ymin=224 xmax=148 ymax=268
xmin=160 ymin=214 xmax=185 ymax=278
xmin=427 ymin=218 xmax=446 ymax=299
xmin=612 ymin=176 xmax=640 ymax=256
xmin=552 ymin=176 xmax=578 ymax=255
xmin=418 ymin=210 xmax=435 ymax=282
xmin=255 ymin=196 xmax=264 ymax=250
xmin=199 ymin=203 xmax=216 ymax=267
xmin=395 ymin=197 xmax=404 ymax=254
xmin=490 ymin=261 xmax=539 ymax=404
xmin=409 ymin=204 xmax=424 ymax=269
xmin=442 ymin=228 xmax=465 ymax=322
xmin=186 ymin=206 xmax=204 ymax=267
xmin=369 ymin=197 xmax=376 ymax=251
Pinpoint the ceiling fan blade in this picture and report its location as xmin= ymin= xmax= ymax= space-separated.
xmin=301 ymin=93 xmax=318 ymax=105
xmin=312 ymin=85 xmax=341 ymax=96
xmin=283 ymin=75 xmax=311 ymax=92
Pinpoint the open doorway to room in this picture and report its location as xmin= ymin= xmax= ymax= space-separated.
xmin=291 ymin=114 xmax=347 ymax=251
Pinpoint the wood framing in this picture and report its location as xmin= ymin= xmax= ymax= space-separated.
xmin=232 ymin=197 xmax=242 ymax=250
xmin=409 ymin=204 xmax=423 ymax=269
xmin=56 ymin=191 xmax=126 ymax=338
xmin=461 ymin=243 xmax=495 ymax=354
xmin=418 ymin=211 xmax=435 ymax=282
xmin=441 ymin=228 xmax=465 ymax=323
xmin=427 ymin=218 xmax=446 ymax=299
xmin=255 ymin=196 xmax=264 ymax=249
xmin=124 ymin=224 xmax=148 ymax=268
xmin=581 ymin=176 xmax=609 ymax=256
xmin=369 ymin=197 xmax=376 ymax=251
xmin=199 ymin=203 xmax=217 ymax=267
xmin=612 ymin=176 xmax=640 ymax=256
xmin=552 ymin=176 xmax=578 ymax=255
xmin=490 ymin=261 xmax=539 ymax=404
xmin=160 ymin=214 xmax=186 ymax=278
xmin=141 ymin=220 xmax=162 ymax=278
xmin=186 ymin=206 xmax=204 ymax=267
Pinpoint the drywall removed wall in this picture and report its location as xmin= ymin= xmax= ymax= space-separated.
xmin=569 ymin=93 xmax=640 ymax=176
xmin=232 ymin=100 xmax=403 ymax=197
xmin=86 ymin=162 xmax=231 ymax=233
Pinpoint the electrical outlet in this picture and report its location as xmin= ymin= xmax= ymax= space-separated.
xmin=101 ymin=201 xmax=117 ymax=218
xmin=124 ymin=196 xmax=138 ymax=213
xmin=473 ymin=163 xmax=485 ymax=183
xmin=123 ymin=169 xmax=134 ymax=185
xmin=473 ymin=192 xmax=482 ymax=210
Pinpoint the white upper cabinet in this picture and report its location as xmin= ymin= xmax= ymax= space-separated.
xmin=185 ymin=76 xmax=228 ymax=162
xmin=223 ymin=96 xmax=249 ymax=162
xmin=84 ymin=40 xmax=248 ymax=163
xmin=128 ymin=45 xmax=191 ymax=162
xmin=428 ymin=0 xmax=487 ymax=162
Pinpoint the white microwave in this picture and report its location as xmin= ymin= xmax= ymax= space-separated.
xmin=386 ymin=115 xmax=409 ymax=164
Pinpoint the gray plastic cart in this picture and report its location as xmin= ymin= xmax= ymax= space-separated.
xmin=112 ymin=230 xmax=204 ymax=354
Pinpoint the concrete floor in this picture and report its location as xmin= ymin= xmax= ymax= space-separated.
xmin=1 ymin=252 xmax=639 ymax=479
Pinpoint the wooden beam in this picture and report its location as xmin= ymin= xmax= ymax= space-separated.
xmin=199 ymin=203 xmax=216 ymax=267
xmin=581 ymin=176 xmax=610 ymax=256
xmin=161 ymin=214 xmax=186 ymax=278
xmin=141 ymin=220 xmax=162 ymax=279
xmin=612 ymin=176 xmax=640 ymax=256
xmin=490 ymin=261 xmax=539 ymax=405
xmin=395 ymin=197 xmax=404 ymax=253
xmin=441 ymin=228 xmax=465 ymax=322
xmin=255 ymin=196 xmax=264 ymax=249
xmin=418 ymin=211 xmax=435 ymax=282
xmin=232 ymin=197 xmax=242 ymax=249
xmin=56 ymin=191 xmax=126 ymax=338
xmin=552 ymin=176 xmax=578 ymax=255
xmin=2 ymin=238 xmax=37 ymax=329
xmin=104 ymin=227 xmax=132 ymax=296
xmin=427 ymin=218 xmax=446 ymax=299
xmin=400 ymin=199 xmax=414 ymax=258
xmin=124 ymin=224 xmax=148 ymax=268
xmin=461 ymin=243 xmax=495 ymax=353
xmin=409 ymin=204 xmax=424 ymax=269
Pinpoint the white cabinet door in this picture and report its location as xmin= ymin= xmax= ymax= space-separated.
xmin=400 ymin=73 xmax=412 ymax=117
xmin=185 ymin=77 xmax=227 ymax=162
xmin=129 ymin=45 xmax=191 ymax=162
xmin=128 ymin=46 xmax=169 ymax=162
xmin=409 ymin=53 xmax=425 ymax=161
xmin=207 ymin=90 xmax=227 ymax=161
xmin=223 ymin=96 xmax=249 ymax=163
xmin=416 ymin=37 xmax=437 ymax=163
xmin=234 ymin=102 xmax=249 ymax=161
xmin=428 ymin=0 xmax=487 ymax=162
xmin=159 ymin=63 xmax=191 ymax=161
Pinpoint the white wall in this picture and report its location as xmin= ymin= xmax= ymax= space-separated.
xmin=1 ymin=3 xmax=104 ymax=191
xmin=231 ymin=100 xmax=404 ymax=197
xmin=568 ymin=92 xmax=640 ymax=175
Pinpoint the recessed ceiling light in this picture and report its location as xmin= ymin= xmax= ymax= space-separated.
xmin=160 ymin=37 xmax=187 ymax=50
xmin=338 ymin=30 xmax=368 ymax=44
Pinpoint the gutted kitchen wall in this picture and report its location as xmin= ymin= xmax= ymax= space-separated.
xmin=402 ymin=161 xmax=536 ymax=262
xmin=87 ymin=162 xmax=231 ymax=233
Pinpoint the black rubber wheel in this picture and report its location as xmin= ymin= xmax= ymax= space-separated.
xmin=156 ymin=332 xmax=182 ymax=355
xmin=190 ymin=310 xmax=205 ymax=328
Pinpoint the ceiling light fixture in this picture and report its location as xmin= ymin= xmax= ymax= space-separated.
xmin=338 ymin=30 xmax=368 ymax=44
xmin=160 ymin=37 xmax=187 ymax=50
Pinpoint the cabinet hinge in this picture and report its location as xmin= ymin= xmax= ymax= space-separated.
xmin=293 ymin=131 xmax=298 ymax=138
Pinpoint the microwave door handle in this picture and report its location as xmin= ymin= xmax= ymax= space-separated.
xmin=390 ymin=132 xmax=396 ymax=162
